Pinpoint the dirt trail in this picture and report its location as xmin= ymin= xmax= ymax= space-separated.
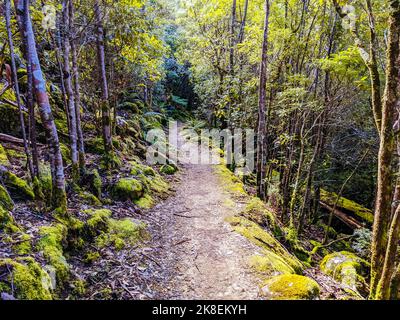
xmin=147 ymin=128 xmax=261 ymax=300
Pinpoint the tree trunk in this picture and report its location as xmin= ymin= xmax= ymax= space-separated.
xmin=94 ymin=0 xmax=113 ymax=165
xmin=5 ymin=0 xmax=34 ymax=180
xmin=256 ymin=0 xmax=271 ymax=200
xmin=15 ymin=0 xmax=67 ymax=213
xmin=69 ymin=0 xmax=85 ymax=171
xmin=370 ymin=0 xmax=400 ymax=299
xmin=62 ymin=0 xmax=79 ymax=180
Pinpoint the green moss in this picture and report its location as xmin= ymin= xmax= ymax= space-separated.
xmin=0 ymin=184 xmax=14 ymax=211
xmin=320 ymin=251 xmax=369 ymax=294
xmin=130 ymin=161 xmax=156 ymax=177
xmin=160 ymin=164 xmax=177 ymax=175
xmin=226 ymin=216 xmax=303 ymax=273
xmin=215 ymin=164 xmax=246 ymax=195
xmin=84 ymin=251 xmax=100 ymax=264
xmin=242 ymin=197 xmax=281 ymax=236
xmin=13 ymin=233 xmax=32 ymax=255
xmin=250 ymin=251 xmax=296 ymax=276
xmin=86 ymin=137 xmax=104 ymax=154
xmin=55 ymin=119 xmax=69 ymax=136
xmin=5 ymin=149 xmax=26 ymax=160
xmin=58 ymin=143 xmax=70 ymax=164
xmin=85 ymin=209 xmax=112 ymax=238
xmin=0 ymin=144 xmax=10 ymax=166
xmin=36 ymin=224 xmax=69 ymax=285
xmin=135 ymin=194 xmax=155 ymax=209
xmin=0 ymin=205 xmax=20 ymax=233
xmin=71 ymin=279 xmax=87 ymax=296
xmin=0 ymin=257 xmax=53 ymax=300
xmin=95 ymin=218 xmax=146 ymax=251
xmin=261 ymin=274 xmax=320 ymax=300
xmin=320 ymin=189 xmax=373 ymax=224
xmin=80 ymin=191 xmax=102 ymax=206
xmin=92 ymin=169 xmax=102 ymax=198
xmin=0 ymin=170 xmax=34 ymax=200
xmin=111 ymin=178 xmax=144 ymax=201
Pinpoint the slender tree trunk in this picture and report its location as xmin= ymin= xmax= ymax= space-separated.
xmin=62 ymin=0 xmax=79 ymax=180
xmin=69 ymin=0 xmax=85 ymax=170
xmin=256 ymin=0 xmax=271 ymax=200
xmin=370 ymin=0 xmax=400 ymax=299
xmin=94 ymin=0 xmax=113 ymax=165
xmin=5 ymin=0 xmax=34 ymax=180
xmin=15 ymin=0 xmax=67 ymax=213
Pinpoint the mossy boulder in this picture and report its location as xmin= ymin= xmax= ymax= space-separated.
xmin=0 ymin=257 xmax=53 ymax=300
xmin=320 ymin=251 xmax=369 ymax=294
xmin=130 ymin=161 xmax=156 ymax=177
xmin=0 ymin=144 xmax=9 ymax=166
xmin=261 ymin=274 xmax=320 ymax=300
xmin=241 ymin=197 xmax=281 ymax=236
xmin=0 ymin=167 xmax=34 ymax=200
xmin=160 ymin=164 xmax=177 ymax=175
xmin=227 ymin=216 xmax=303 ymax=273
xmin=111 ymin=178 xmax=144 ymax=201
xmin=0 ymin=205 xmax=19 ymax=233
xmin=95 ymin=217 xmax=147 ymax=251
xmin=0 ymin=184 xmax=14 ymax=211
xmin=250 ymin=251 xmax=296 ymax=276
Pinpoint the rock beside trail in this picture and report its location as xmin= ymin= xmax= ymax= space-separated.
xmin=261 ymin=274 xmax=320 ymax=300
xmin=320 ymin=251 xmax=369 ymax=295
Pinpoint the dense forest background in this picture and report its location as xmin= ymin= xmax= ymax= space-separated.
xmin=0 ymin=0 xmax=400 ymax=300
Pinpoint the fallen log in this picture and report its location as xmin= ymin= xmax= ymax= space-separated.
xmin=319 ymin=201 xmax=363 ymax=230
xmin=0 ymin=133 xmax=44 ymax=147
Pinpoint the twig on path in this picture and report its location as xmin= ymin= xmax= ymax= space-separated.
xmin=173 ymin=238 xmax=191 ymax=246
xmin=141 ymin=252 xmax=162 ymax=267
xmin=173 ymin=213 xmax=201 ymax=218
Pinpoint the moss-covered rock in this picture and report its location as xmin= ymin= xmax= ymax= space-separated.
xmin=0 ymin=257 xmax=53 ymax=300
xmin=95 ymin=218 xmax=147 ymax=251
xmin=0 ymin=184 xmax=14 ymax=211
xmin=261 ymin=274 xmax=320 ymax=300
xmin=85 ymin=209 xmax=112 ymax=238
xmin=250 ymin=251 xmax=296 ymax=276
xmin=227 ymin=216 xmax=303 ymax=273
xmin=0 ymin=168 xmax=34 ymax=200
xmin=130 ymin=161 xmax=156 ymax=177
xmin=111 ymin=178 xmax=144 ymax=201
xmin=0 ymin=144 xmax=10 ymax=166
xmin=36 ymin=224 xmax=69 ymax=285
xmin=0 ymin=205 xmax=19 ymax=233
xmin=160 ymin=164 xmax=177 ymax=175
xmin=79 ymin=191 xmax=102 ymax=206
xmin=135 ymin=194 xmax=155 ymax=209
xmin=241 ymin=197 xmax=281 ymax=236
xmin=320 ymin=251 xmax=369 ymax=294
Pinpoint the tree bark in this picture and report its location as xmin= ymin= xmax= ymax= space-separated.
xmin=5 ymin=0 xmax=34 ymax=180
xmin=256 ymin=0 xmax=271 ymax=200
xmin=370 ymin=0 xmax=400 ymax=299
xmin=62 ymin=0 xmax=79 ymax=180
xmin=94 ymin=0 xmax=113 ymax=165
xmin=15 ymin=0 xmax=67 ymax=212
xmin=69 ymin=0 xmax=85 ymax=171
